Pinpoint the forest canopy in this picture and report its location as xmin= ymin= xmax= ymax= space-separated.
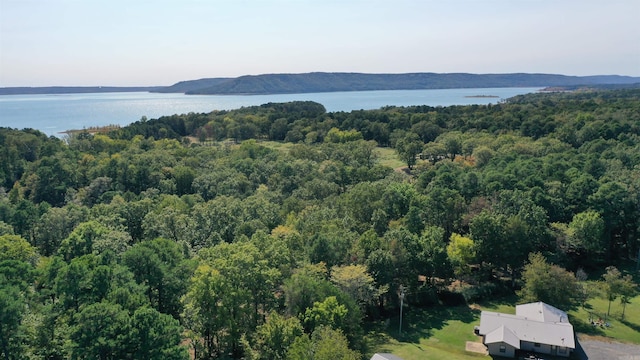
xmin=1 ymin=88 xmax=639 ymax=359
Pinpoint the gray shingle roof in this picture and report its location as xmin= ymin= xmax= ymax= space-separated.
xmin=478 ymin=302 xmax=575 ymax=349
xmin=516 ymin=301 xmax=569 ymax=323
xmin=485 ymin=325 xmax=521 ymax=349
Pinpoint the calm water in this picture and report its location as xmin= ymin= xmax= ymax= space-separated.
xmin=0 ymin=88 xmax=540 ymax=136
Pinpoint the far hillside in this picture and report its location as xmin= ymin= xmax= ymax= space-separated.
xmin=173 ymin=72 xmax=640 ymax=95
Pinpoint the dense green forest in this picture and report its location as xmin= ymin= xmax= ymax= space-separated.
xmin=1 ymin=89 xmax=639 ymax=359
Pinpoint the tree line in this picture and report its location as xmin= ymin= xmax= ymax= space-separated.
xmin=0 ymin=88 xmax=639 ymax=359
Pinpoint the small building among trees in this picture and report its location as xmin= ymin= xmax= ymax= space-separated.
xmin=477 ymin=302 xmax=575 ymax=358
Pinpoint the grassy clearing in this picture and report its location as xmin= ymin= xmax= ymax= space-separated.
xmin=569 ymin=294 xmax=640 ymax=344
xmin=365 ymin=293 xmax=640 ymax=360
xmin=375 ymin=147 xmax=405 ymax=169
xmin=365 ymin=305 xmax=486 ymax=360
xmin=257 ymin=140 xmax=295 ymax=152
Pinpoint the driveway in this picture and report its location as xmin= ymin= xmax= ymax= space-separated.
xmin=575 ymin=336 xmax=640 ymax=360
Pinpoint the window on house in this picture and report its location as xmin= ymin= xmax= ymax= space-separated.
xmin=534 ymin=343 xmax=541 ymax=347
xmin=559 ymin=347 xmax=567 ymax=354
xmin=499 ymin=345 xmax=506 ymax=353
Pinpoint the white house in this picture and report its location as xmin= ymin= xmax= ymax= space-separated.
xmin=370 ymin=354 xmax=404 ymax=360
xmin=477 ymin=302 xmax=575 ymax=358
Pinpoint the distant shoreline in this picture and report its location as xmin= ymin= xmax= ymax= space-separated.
xmin=2 ymin=72 xmax=639 ymax=96
xmin=59 ymin=125 xmax=122 ymax=135
xmin=0 ymin=86 xmax=161 ymax=96
xmin=464 ymin=95 xmax=499 ymax=98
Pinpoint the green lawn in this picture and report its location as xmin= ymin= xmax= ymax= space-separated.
xmin=569 ymin=294 xmax=640 ymax=344
xmin=256 ymin=140 xmax=295 ymax=152
xmin=365 ymin=294 xmax=640 ymax=360
xmin=365 ymin=305 xmax=486 ymax=360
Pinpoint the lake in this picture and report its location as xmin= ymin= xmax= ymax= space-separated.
xmin=0 ymin=87 xmax=541 ymax=136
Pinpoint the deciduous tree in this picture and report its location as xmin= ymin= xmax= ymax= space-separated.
xmin=0 ymin=285 xmax=25 ymax=359
xmin=252 ymin=312 xmax=303 ymax=360
xmin=286 ymin=326 xmax=360 ymax=360
xmin=447 ymin=233 xmax=476 ymax=277
xmin=518 ymin=252 xmax=582 ymax=310
xmin=567 ymin=210 xmax=605 ymax=260
xmin=395 ymin=133 xmax=423 ymax=169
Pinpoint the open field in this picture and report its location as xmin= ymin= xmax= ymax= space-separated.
xmin=374 ymin=147 xmax=404 ymax=169
xmin=257 ymin=140 xmax=296 ymax=152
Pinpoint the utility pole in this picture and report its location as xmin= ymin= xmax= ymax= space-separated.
xmin=398 ymin=285 xmax=405 ymax=336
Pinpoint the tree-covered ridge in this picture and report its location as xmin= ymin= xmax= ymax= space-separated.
xmin=175 ymin=72 xmax=640 ymax=95
xmin=0 ymin=88 xmax=639 ymax=359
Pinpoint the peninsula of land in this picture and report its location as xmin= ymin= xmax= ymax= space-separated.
xmin=2 ymin=72 xmax=639 ymax=96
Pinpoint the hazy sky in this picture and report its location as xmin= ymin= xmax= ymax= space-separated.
xmin=1 ymin=0 xmax=639 ymax=87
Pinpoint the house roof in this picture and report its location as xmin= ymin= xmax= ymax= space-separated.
xmin=370 ymin=354 xmax=405 ymax=360
xmin=516 ymin=302 xmax=569 ymax=323
xmin=479 ymin=310 xmax=575 ymax=349
xmin=485 ymin=325 xmax=521 ymax=349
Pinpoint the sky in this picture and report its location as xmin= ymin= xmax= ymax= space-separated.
xmin=1 ymin=0 xmax=639 ymax=87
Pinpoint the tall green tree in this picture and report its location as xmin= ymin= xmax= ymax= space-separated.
xmin=395 ymin=133 xmax=423 ymax=169
xmin=122 ymin=238 xmax=194 ymax=318
xmin=422 ymin=187 xmax=465 ymax=241
xmin=618 ymin=274 xmax=638 ymax=320
xmin=0 ymin=285 xmax=25 ymax=360
xmin=142 ymin=207 xmax=193 ymax=246
xmin=70 ymin=301 xmax=131 ymax=360
xmin=181 ymin=264 xmax=226 ymax=359
xmin=567 ymin=210 xmax=606 ymax=261
xmin=251 ymin=312 xmax=303 ymax=360
xmin=302 ymin=296 xmax=348 ymax=334
xmin=442 ymin=134 xmax=462 ymax=161
xmin=33 ymin=204 xmax=88 ymax=256
xmin=330 ymin=265 xmax=382 ymax=311
xmin=187 ymin=242 xmax=281 ymax=358
xmin=470 ymin=210 xmax=507 ymax=275
xmin=173 ymin=166 xmax=196 ymax=196
xmin=447 ymin=233 xmax=476 ymax=277
xmin=286 ymin=326 xmax=360 ymax=360
xmin=58 ymin=220 xmax=131 ymax=261
xmin=129 ymin=307 xmax=188 ymax=360
xmin=588 ymin=181 xmax=637 ymax=261
xmin=518 ymin=253 xmax=582 ymax=310
xmin=417 ymin=226 xmax=451 ymax=285
xmin=601 ymin=266 xmax=623 ymax=318
xmin=0 ymin=234 xmax=36 ymax=263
